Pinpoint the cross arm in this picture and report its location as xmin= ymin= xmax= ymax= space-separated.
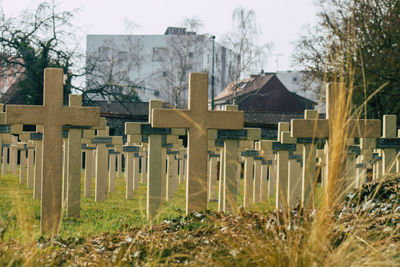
xmin=291 ymin=119 xmax=381 ymax=138
xmin=152 ymin=109 xmax=192 ymax=128
xmin=347 ymin=119 xmax=381 ymax=138
xmin=6 ymin=105 xmax=45 ymax=125
xmin=207 ymin=110 xmax=244 ymax=129
xmin=61 ymin=107 xmax=100 ymax=127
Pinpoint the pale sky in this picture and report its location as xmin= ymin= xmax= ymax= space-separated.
xmin=1 ymin=0 xmax=319 ymax=72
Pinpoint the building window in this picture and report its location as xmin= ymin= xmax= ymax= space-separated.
xmin=98 ymin=47 xmax=111 ymax=61
xmin=163 ymin=71 xmax=168 ymax=77
xmin=118 ymin=51 xmax=128 ymax=62
xmin=188 ymin=52 xmax=193 ymax=58
xmin=153 ymin=47 xmax=167 ymax=62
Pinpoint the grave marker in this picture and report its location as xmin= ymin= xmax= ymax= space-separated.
xmin=17 ymin=143 xmax=27 ymax=185
xmin=27 ymin=141 xmax=35 ymax=189
xmin=125 ymin=100 xmax=185 ymax=219
xmin=291 ymin=83 xmax=381 ymax=205
xmin=5 ymin=68 xmax=100 ymax=235
xmin=31 ymin=128 xmax=43 ymax=199
xmin=380 ymin=115 xmax=397 ymax=174
xmin=152 ymin=74 xmax=244 ymax=214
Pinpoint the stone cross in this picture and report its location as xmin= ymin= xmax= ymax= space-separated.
xmin=291 ymin=83 xmax=381 ymax=205
xmin=26 ymin=141 xmax=35 ymax=189
xmin=287 ymin=142 xmax=303 ymax=208
xmin=140 ymin=148 xmax=147 ymax=184
xmin=212 ymin=127 xmax=260 ymax=212
xmin=152 ymin=73 xmax=244 ymax=214
xmin=65 ymin=94 xmax=92 ymax=217
xmin=178 ymin=148 xmax=187 ymax=184
xmin=17 ymin=142 xmax=27 ymax=185
xmin=241 ymin=149 xmax=257 ymax=207
xmin=275 ymin=123 xmax=297 ymax=210
xmin=122 ymin=143 xmax=140 ymax=199
xmin=293 ymin=110 xmax=319 ymax=207
xmin=30 ymin=128 xmax=43 ymax=200
xmin=10 ymin=124 xmax=23 ymax=176
xmin=166 ymin=148 xmax=180 ymax=200
xmin=259 ymin=140 xmax=276 ymax=197
xmin=207 ymin=149 xmax=219 ymax=201
xmin=379 ymin=115 xmax=397 ymax=174
xmin=5 ymin=68 xmax=100 ymax=235
xmin=125 ymin=100 xmax=185 ymax=220
xmin=345 ymin=139 xmax=359 ymax=188
xmin=108 ymin=146 xmax=121 ymax=193
xmin=19 ymin=131 xmax=34 ymax=188
xmin=91 ymin=122 xmax=111 ymax=203
xmin=82 ymin=129 xmax=96 ymax=197
xmin=165 ymin=136 xmax=182 ymax=200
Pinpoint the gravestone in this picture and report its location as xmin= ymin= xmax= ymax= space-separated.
xmin=291 ymin=83 xmax=381 ymax=205
xmin=26 ymin=141 xmax=35 ymax=189
xmin=91 ymin=123 xmax=111 ymax=203
xmin=152 ymin=73 xmax=244 ymax=214
xmin=82 ymin=129 xmax=96 ymax=197
xmin=166 ymin=148 xmax=179 ymax=200
xmin=125 ymin=100 xmax=185 ymax=219
xmin=380 ymin=115 xmax=397 ymax=174
xmin=10 ymin=132 xmax=21 ymax=175
xmin=275 ymin=124 xmax=297 ymax=210
xmin=345 ymin=139 xmax=359 ymax=188
xmin=109 ymin=136 xmax=123 ymax=193
xmin=207 ymin=150 xmax=219 ymax=201
xmin=242 ymin=149 xmax=255 ymax=207
xmin=108 ymin=148 xmax=119 ymax=193
xmin=6 ymin=68 xmax=100 ymax=235
xmin=65 ymin=94 xmax=90 ymax=217
xmin=259 ymin=140 xmax=276 ymax=197
xmin=213 ymin=127 xmax=260 ymax=212
xmin=17 ymin=143 xmax=27 ymax=185
xmin=31 ymin=127 xmax=43 ymax=200
xmin=123 ymin=143 xmax=139 ymax=199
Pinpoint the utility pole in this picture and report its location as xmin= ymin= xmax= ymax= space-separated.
xmin=273 ymin=53 xmax=283 ymax=73
xmin=211 ymin=35 xmax=215 ymax=110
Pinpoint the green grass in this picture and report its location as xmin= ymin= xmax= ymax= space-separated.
xmin=0 ymin=169 xmax=278 ymax=240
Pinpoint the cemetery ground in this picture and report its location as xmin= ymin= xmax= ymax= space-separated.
xmin=0 ymin=170 xmax=399 ymax=265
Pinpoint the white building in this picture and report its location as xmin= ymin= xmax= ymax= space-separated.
xmin=86 ymin=27 xmax=237 ymax=107
xmin=276 ymin=71 xmax=322 ymax=102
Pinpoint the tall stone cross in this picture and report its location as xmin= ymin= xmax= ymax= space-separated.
xmin=125 ymin=100 xmax=185 ymax=219
xmin=291 ymin=83 xmax=381 ymax=205
xmin=152 ymin=73 xmax=244 ymax=214
xmin=5 ymin=68 xmax=100 ymax=235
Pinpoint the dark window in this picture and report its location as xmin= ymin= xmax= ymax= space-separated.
xmin=118 ymin=51 xmax=128 ymax=62
xmin=188 ymin=52 xmax=193 ymax=58
xmin=98 ymin=47 xmax=111 ymax=61
xmin=163 ymin=71 xmax=168 ymax=77
xmin=153 ymin=47 xmax=167 ymax=62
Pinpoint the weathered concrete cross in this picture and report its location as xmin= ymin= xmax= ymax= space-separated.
xmin=152 ymin=73 xmax=244 ymax=214
xmin=5 ymin=68 xmax=100 ymax=235
xmin=291 ymin=83 xmax=381 ymax=205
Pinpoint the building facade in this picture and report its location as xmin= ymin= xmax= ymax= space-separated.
xmin=86 ymin=27 xmax=237 ymax=107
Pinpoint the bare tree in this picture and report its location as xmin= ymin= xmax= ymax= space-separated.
xmin=221 ymin=7 xmax=273 ymax=84
xmin=85 ymin=36 xmax=145 ymax=104
xmin=292 ymin=0 xmax=400 ymax=118
xmin=0 ymin=1 xmax=78 ymax=104
xmin=154 ymin=18 xmax=206 ymax=108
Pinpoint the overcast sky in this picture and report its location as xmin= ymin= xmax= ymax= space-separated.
xmin=1 ymin=0 xmax=319 ymax=72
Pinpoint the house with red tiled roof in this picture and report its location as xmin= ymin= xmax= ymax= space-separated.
xmin=213 ymin=73 xmax=319 ymax=139
xmin=214 ymin=73 xmax=316 ymax=112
